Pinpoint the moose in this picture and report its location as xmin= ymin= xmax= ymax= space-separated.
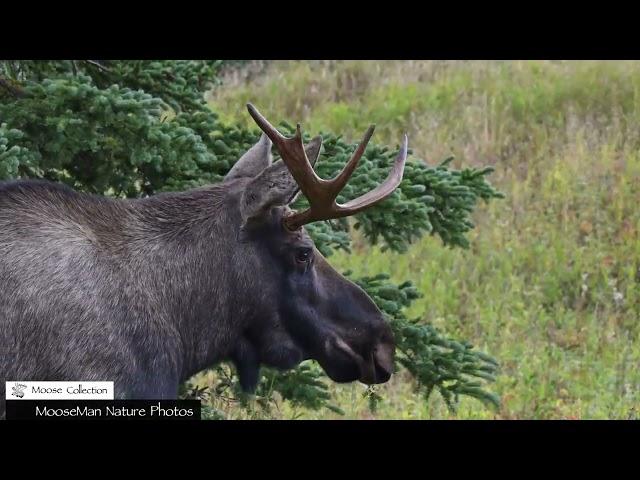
xmin=0 ymin=104 xmax=408 ymax=418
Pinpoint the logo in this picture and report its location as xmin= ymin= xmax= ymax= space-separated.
xmin=5 ymin=381 xmax=115 ymax=400
xmin=11 ymin=383 xmax=27 ymax=398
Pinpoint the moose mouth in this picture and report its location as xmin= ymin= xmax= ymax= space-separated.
xmin=318 ymin=335 xmax=394 ymax=385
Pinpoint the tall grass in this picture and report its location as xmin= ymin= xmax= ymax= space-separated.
xmin=209 ymin=61 xmax=640 ymax=419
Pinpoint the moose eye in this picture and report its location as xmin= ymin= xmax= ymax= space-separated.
xmin=294 ymin=247 xmax=313 ymax=264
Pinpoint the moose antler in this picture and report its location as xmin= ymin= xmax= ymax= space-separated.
xmin=247 ymin=103 xmax=408 ymax=231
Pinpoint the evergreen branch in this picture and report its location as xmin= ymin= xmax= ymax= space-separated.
xmin=83 ymin=60 xmax=111 ymax=73
xmin=0 ymin=75 xmax=25 ymax=98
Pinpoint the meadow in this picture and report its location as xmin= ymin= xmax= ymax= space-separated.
xmin=206 ymin=60 xmax=640 ymax=419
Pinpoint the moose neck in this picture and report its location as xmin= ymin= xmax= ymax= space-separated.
xmin=124 ymin=183 xmax=252 ymax=380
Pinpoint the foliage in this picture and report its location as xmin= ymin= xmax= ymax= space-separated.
xmin=0 ymin=60 xmax=503 ymax=418
xmin=216 ymin=60 xmax=640 ymax=419
xmin=355 ymin=273 xmax=500 ymax=410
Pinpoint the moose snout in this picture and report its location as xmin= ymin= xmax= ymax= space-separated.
xmin=330 ymin=323 xmax=396 ymax=385
xmin=371 ymin=339 xmax=395 ymax=383
xmin=361 ymin=327 xmax=395 ymax=384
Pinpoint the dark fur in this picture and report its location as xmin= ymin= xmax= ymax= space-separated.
xmin=0 ymin=137 xmax=395 ymax=418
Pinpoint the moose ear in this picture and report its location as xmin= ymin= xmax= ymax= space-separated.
xmin=305 ymin=135 xmax=323 ymax=166
xmin=240 ymin=136 xmax=323 ymax=222
xmin=240 ymin=161 xmax=298 ymax=221
xmin=225 ymin=133 xmax=273 ymax=181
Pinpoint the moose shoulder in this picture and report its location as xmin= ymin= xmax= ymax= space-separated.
xmin=0 ymin=104 xmax=407 ymax=417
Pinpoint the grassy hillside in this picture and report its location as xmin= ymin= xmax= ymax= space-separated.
xmin=208 ymin=61 xmax=640 ymax=419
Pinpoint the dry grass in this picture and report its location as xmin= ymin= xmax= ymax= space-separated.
xmin=206 ymin=61 xmax=640 ymax=419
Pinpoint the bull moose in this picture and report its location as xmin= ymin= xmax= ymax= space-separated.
xmin=0 ymin=104 xmax=408 ymax=418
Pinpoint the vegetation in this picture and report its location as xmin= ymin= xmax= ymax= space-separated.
xmin=1 ymin=60 xmax=503 ymax=419
xmin=210 ymin=60 xmax=640 ymax=419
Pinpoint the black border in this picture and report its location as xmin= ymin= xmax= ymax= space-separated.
xmin=4 ymin=7 xmax=640 ymax=59
xmin=2 ymin=420 xmax=639 ymax=461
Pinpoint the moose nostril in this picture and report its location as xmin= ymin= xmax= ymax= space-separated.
xmin=374 ymin=361 xmax=392 ymax=383
xmin=372 ymin=341 xmax=395 ymax=383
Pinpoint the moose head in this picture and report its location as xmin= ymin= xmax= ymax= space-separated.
xmin=222 ymin=104 xmax=408 ymax=391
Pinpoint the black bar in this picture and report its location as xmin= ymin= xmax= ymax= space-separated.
xmin=6 ymin=400 xmax=201 ymax=421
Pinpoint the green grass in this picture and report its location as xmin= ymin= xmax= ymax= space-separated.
xmin=205 ymin=60 xmax=640 ymax=419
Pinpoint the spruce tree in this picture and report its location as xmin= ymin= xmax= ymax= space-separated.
xmin=0 ymin=60 xmax=504 ymax=417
